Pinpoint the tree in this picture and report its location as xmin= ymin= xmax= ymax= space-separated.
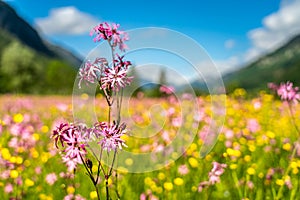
xmin=0 ymin=41 xmax=45 ymax=93
xmin=45 ymin=60 xmax=77 ymax=94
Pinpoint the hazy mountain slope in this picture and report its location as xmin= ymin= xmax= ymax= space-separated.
xmin=0 ymin=1 xmax=84 ymax=94
xmin=224 ymin=34 xmax=300 ymax=93
xmin=0 ymin=1 xmax=82 ymax=67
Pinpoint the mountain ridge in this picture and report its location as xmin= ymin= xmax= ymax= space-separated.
xmin=0 ymin=1 xmax=82 ymax=94
xmin=0 ymin=1 xmax=82 ymax=67
xmin=223 ymin=34 xmax=300 ymax=93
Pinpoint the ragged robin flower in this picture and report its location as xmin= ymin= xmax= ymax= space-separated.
xmin=100 ymin=55 xmax=132 ymax=91
xmin=269 ymin=81 xmax=300 ymax=103
xmin=93 ymin=121 xmax=127 ymax=152
xmin=90 ymin=22 xmax=128 ymax=51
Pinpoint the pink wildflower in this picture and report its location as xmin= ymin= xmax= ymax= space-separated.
xmin=78 ymin=58 xmax=107 ymax=88
xmin=172 ymin=117 xmax=182 ymax=127
xmin=269 ymin=81 xmax=300 ymax=103
xmin=197 ymin=181 xmax=210 ymax=192
xmin=160 ymin=85 xmax=175 ymax=95
xmin=100 ymin=55 xmax=132 ymax=91
xmin=90 ymin=22 xmax=128 ymax=51
xmin=4 ymin=183 xmax=13 ymax=193
xmin=140 ymin=193 xmax=147 ymax=200
xmin=46 ymin=173 xmax=58 ymax=186
xmin=35 ymin=167 xmax=42 ymax=174
xmin=94 ymin=122 xmax=127 ymax=152
xmin=64 ymin=194 xmax=86 ymax=200
xmin=178 ymin=164 xmax=189 ymax=175
xmin=209 ymin=162 xmax=227 ymax=184
xmin=247 ymin=118 xmax=260 ymax=133
xmin=198 ymin=161 xmax=227 ymax=192
xmin=52 ymin=123 xmax=89 ymax=171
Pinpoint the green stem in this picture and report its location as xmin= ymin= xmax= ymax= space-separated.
xmin=109 ymin=150 xmax=118 ymax=176
xmin=231 ymin=170 xmax=243 ymax=199
xmin=115 ymin=171 xmax=121 ymax=199
xmin=108 ymin=105 xmax=111 ymax=125
xmin=79 ymin=154 xmax=95 ymax=184
xmin=275 ymin=102 xmax=300 ymax=199
xmin=287 ymin=102 xmax=300 ymax=137
xmin=95 ymin=184 xmax=101 ymax=200
xmin=275 ymin=146 xmax=297 ymax=200
xmin=105 ymin=178 xmax=110 ymax=200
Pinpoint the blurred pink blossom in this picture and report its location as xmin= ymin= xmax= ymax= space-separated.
xmin=178 ymin=164 xmax=189 ymax=175
xmin=247 ymin=118 xmax=260 ymax=133
xmin=90 ymin=22 xmax=128 ymax=51
xmin=35 ymin=167 xmax=42 ymax=174
xmin=4 ymin=183 xmax=13 ymax=193
xmin=269 ymin=81 xmax=300 ymax=103
xmin=64 ymin=194 xmax=86 ymax=200
xmin=172 ymin=117 xmax=182 ymax=127
xmin=160 ymin=85 xmax=175 ymax=95
xmin=46 ymin=173 xmax=57 ymax=186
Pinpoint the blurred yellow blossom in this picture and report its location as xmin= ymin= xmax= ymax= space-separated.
xmin=1 ymin=148 xmax=11 ymax=160
xmin=283 ymin=143 xmax=291 ymax=151
xmin=13 ymin=113 xmax=23 ymax=123
xmin=158 ymin=172 xmax=166 ymax=180
xmin=25 ymin=178 xmax=34 ymax=187
xmin=276 ymin=179 xmax=284 ymax=186
xmin=41 ymin=125 xmax=49 ymax=133
xmin=10 ymin=170 xmax=19 ymax=178
xmin=247 ymin=167 xmax=256 ymax=175
xmin=90 ymin=191 xmax=98 ymax=199
xmin=188 ymin=157 xmax=198 ymax=168
xmin=163 ymin=182 xmax=173 ymax=191
xmin=125 ymin=158 xmax=133 ymax=166
xmin=174 ymin=177 xmax=184 ymax=186
xmin=67 ymin=186 xmax=75 ymax=194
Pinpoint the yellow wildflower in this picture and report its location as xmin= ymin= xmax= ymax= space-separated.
xmin=25 ymin=178 xmax=34 ymax=187
xmin=67 ymin=186 xmax=75 ymax=194
xmin=163 ymin=182 xmax=173 ymax=191
xmin=90 ymin=191 xmax=98 ymax=199
xmin=188 ymin=157 xmax=198 ymax=168
xmin=174 ymin=177 xmax=184 ymax=186
xmin=247 ymin=167 xmax=256 ymax=175
xmin=13 ymin=113 xmax=23 ymax=123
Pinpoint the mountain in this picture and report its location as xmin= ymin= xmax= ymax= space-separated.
xmin=0 ymin=1 xmax=83 ymax=94
xmin=224 ymin=34 xmax=300 ymax=93
xmin=0 ymin=1 xmax=54 ymax=56
xmin=0 ymin=1 xmax=82 ymax=67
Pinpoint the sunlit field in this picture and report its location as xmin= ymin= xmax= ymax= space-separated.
xmin=1 ymin=91 xmax=300 ymax=200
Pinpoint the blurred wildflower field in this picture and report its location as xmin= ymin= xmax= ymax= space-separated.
xmin=0 ymin=90 xmax=300 ymax=200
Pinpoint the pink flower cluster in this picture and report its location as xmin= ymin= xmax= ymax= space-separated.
xmin=198 ymin=161 xmax=227 ymax=192
xmin=93 ymin=121 xmax=127 ymax=152
xmin=78 ymin=56 xmax=132 ymax=91
xmin=160 ymin=85 xmax=175 ymax=95
xmin=78 ymin=23 xmax=132 ymax=91
xmin=52 ymin=121 xmax=128 ymax=170
xmin=268 ymin=81 xmax=300 ymax=103
xmin=78 ymin=58 xmax=107 ymax=89
xmin=90 ymin=22 xmax=128 ymax=51
xmin=100 ymin=55 xmax=133 ymax=91
xmin=52 ymin=123 xmax=89 ymax=171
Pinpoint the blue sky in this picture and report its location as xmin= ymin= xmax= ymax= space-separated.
xmin=4 ymin=0 xmax=300 ymax=76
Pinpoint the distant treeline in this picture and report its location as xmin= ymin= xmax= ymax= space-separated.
xmin=0 ymin=41 xmax=77 ymax=94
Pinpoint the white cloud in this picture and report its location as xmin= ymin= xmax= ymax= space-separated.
xmin=245 ymin=0 xmax=300 ymax=62
xmin=243 ymin=48 xmax=263 ymax=63
xmin=224 ymin=39 xmax=235 ymax=49
xmin=214 ymin=56 xmax=240 ymax=74
xmin=35 ymin=6 xmax=99 ymax=35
